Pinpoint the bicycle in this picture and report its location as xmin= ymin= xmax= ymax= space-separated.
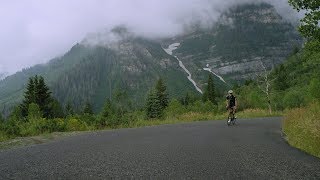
xmin=227 ymin=107 xmax=236 ymax=126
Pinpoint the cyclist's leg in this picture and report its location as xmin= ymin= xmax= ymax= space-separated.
xmin=228 ymin=107 xmax=233 ymax=119
xmin=232 ymin=107 xmax=236 ymax=119
xmin=228 ymin=108 xmax=232 ymax=119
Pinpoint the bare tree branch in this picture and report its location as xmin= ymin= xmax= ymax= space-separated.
xmin=256 ymin=59 xmax=273 ymax=115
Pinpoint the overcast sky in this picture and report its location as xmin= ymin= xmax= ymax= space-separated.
xmin=0 ymin=0 xmax=299 ymax=75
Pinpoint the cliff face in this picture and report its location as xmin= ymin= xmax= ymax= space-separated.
xmin=48 ymin=37 xmax=196 ymax=110
xmin=163 ymin=3 xmax=301 ymax=85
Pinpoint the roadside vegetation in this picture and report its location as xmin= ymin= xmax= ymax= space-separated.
xmin=236 ymin=38 xmax=320 ymax=158
xmin=0 ymin=73 xmax=280 ymax=143
xmin=221 ymin=0 xmax=320 ymax=158
xmin=283 ymin=102 xmax=320 ymax=158
xmin=284 ymin=0 xmax=320 ymax=158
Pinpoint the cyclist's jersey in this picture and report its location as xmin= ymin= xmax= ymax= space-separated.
xmin=226 ymin=95 xmax=236 ymax=107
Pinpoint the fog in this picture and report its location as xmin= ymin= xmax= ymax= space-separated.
xmin=0 ymin=0 xmax=300 ymax=75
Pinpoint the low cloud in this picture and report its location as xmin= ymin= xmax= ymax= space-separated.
xmin=0 ymin=0 xmax=300 ymax=74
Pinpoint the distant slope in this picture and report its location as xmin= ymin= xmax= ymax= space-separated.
xmin=0 ymin=72 xmax=6 ymax=80
xmin=51 ymin=38 xmax=197 ymax=111
xmin=162 ymin=3 xmax=302 ymax=85
xmin=0 ymin=38 xmax=196 ymax=114
xmin=0 ymin=2 xmax=302 ymax=115
xmin=0 ymin=44 xmax=95 ymax=113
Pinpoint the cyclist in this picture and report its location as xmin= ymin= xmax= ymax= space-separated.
xmin=226 ymin=90 xmax=237 ymax=123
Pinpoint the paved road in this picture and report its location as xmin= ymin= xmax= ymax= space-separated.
xmin=0 ymin=117 xmax=319 ymax=179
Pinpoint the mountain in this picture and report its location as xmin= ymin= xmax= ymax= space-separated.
xmin=0 ymin=72 xmax=6 ymax=80
xmin=51 ymin=37 xmax=197 ymax=111
xmin=162 ymin=3 xmax=301 ymax=85
xmin=0 ymin=2 xmax=302 ymax=115
xmin=0 ymin=34 xmax=196 ymax=114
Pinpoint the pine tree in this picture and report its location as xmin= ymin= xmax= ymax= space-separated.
xmin=0 ymin=113 xmax=4 ymax=123
xmin=99 ymin=98 xmax=115 ymax=127
xmin=202 ymin=91 xmax=208 ymax=102
xmin=155 ymin=78 xmax=169 ymax=110
xmin=146 ymin=90 xmax=162 ymax=119
xmin=65 ymin=102 xmax=74 ymax=116
xmin=35 ymin=76 xmax=52 ymax=118
xmin=274 ymin=64 xmax=288 ymax=91
xmin=20 ymin=77 xmax=36 ymax=117
xmin=83 ymin=102 xmax=94 ymax=115
xmin=203 ymin=74 xmax=216 ymax=104
xmin=114 ymin=90 xmax=130 ymax=115
xmin=181 ymin=92 xmax=191 ymax=106
xmin=20 ymin=75 xmax=54 ymax=118
xmin=50 ymin=99 xmax=64 ymax=118
xmin=207 ymin=74 xmax=216 ymax=104
xmin=102 ymin=99 xmax=113 ymax=118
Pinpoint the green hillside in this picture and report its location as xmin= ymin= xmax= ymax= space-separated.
xmin=0 ymin=38 xmax=196 ymax=115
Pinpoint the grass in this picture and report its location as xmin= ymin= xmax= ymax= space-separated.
xmin=125 ymin=112 xmax=217 ymax=128
xmin=122 ymin=109 xmax=281 ymax=128
xmin=283 ymin=102 xmax=320 ymax=158
xmin=237 ymin=109 xmax=282 ymax=118
xmin=0 ymin=131 xmax=9 ymax=142
xmin=0 ymin=109 xmax=280 ymax=150
xmin=0 ymin=131 xmax=84 ymax=151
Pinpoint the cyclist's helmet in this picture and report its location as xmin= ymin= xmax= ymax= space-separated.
xmin=228 ymin=90 xmax=233 ymax=94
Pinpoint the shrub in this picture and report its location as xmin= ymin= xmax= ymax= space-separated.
xmin=217 ymin=104 xmax=226 ymax=113
xmin=0 ymin=131 xmax=8 ymax=142
xmin=188 ymin=100 xmax=216 ymax=113
xmin=165 ymin=99 xmax=186 ymax=118
xmin=105 ymin=115 xmax=120 ymax=128
xmin=283 ymin=89 xmax=306 ymax=108
xmin=46 ymin=118 xmax=66 ymax=132
xmin=308 ymin=78 xmax=320 ymax=102
xmin=79 ymin=114 xmax=96 ymax=126
xmin=94 ymin=116 xmax=107 ymax=129
xmin=119 ymin=113 xmax=133 ymax=127
xmin=27 ymin=103 xmax=42 ymax=121
xmin=65 ymin=118 xmax=88 ymax=131
xmin=4 ymin=118 xmax=21 ymax=136
xmin=19 ymin=118 xmax=48 ymax=136
xmin=146 ymin=89 xmax=163 ymax=119
xmin=247 ymin=90 xmax=266 ymax=109
xmin=271 ymin=91 xmax=285 ymax=111
xmin=203 ymin=101 xmax=216 ymax=113
xmin=188 ymin=100 xmax=202 ymax=112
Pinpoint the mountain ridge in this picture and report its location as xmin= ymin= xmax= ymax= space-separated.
xmin=0 ymin=2 xmax=302 ymax=115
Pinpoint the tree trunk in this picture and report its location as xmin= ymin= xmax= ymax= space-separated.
xmin=268 ymin=99 xmax=272 ymax=115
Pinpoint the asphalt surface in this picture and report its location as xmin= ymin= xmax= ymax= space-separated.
xmin=0 ymin=117 xmax=319 ymax=179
